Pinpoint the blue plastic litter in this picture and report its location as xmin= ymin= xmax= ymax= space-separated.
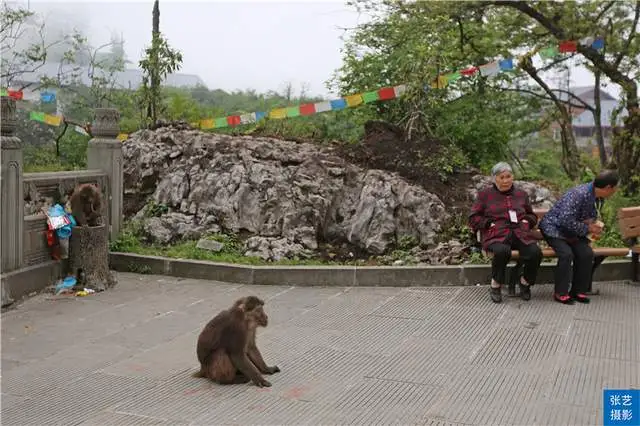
xmin=55 ymin=276 xmax=77 ymax=294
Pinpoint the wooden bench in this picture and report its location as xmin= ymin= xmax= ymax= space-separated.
xmin=476 ymin=207 xmax=639 ymax=296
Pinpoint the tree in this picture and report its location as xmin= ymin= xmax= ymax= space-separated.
xmin=490 ymin=0 xmax=640 ymax=192
xmin=138 ymin=0 xmax=183 ymax=126
xmin=334 ymin=0 xmax=544 ymax=171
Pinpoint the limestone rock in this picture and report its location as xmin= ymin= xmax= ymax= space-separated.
xmin=123 ymin=128 xmax=450 ymax=260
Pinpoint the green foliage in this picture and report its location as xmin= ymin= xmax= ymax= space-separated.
xmin=595 ymin=191 xmax=640 ymax=249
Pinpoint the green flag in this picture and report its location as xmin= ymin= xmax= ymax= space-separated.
xmin=286 ymin=106 xmax=300 ymax=118
xmin=362 ymin=91 xmax=379 ymax=103
xmin=30 ymin=111 xmax=45 ymax=122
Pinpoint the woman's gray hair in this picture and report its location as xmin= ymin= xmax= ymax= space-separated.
xmin=491 ymin=162 xmax=513 ymax=177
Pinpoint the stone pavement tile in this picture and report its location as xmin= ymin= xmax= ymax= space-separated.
xmin=499 ymin=296 xmax=576 ymax=336
xmin=260 ymin=286 xmax=349 ymax=326
xmin=259 ymin=325 xmax=341 ymax=364
xmin=327 ymin=315 xmax=423 ymax=356
xmin=370 ymin=337 xmax=477 ymax=387
xmin=287 ymin=289 xmax=401 ymax=330
xmin=189 ymin=387 xmax=321 ymax=426
xmin=110 ymin=372 xmax=247 ymax=424
xmin=424 ymin=365 xmax=546 ymax=425
xmin=98 ymin=331 xmax=199 ymax=380
xmin=370 ymin=287 xmax=461 ymax=320
xmin=1 ymin=372 xmax=159 ymax=426
xmin=94 ymin=310 xmax=201 ymax=351
xmin=531 ymin=402 xmax=601 ymax=426
xmin=305 ymin=377 xmax=443 ymax=425
xmin=77 ymin=411 xmax=188 ymax=426
xmin=469 ymin=326 xmax=565 ymax=370
xmin=2 ymin=340 xmax=131 ymax=397
xmin=438 ymin=285 xmax=506 ymax=312
xmin=1 ymin=393 xmax=31 ymax=411
xmin=411 ymin=305 xmax=504 ymax=343
xmin=565 ymin=318 xmax=640 ymax=362
xmin=283 ymin=346 xmax=385 ymax=380
xmin=546 ymin=356 xmax=640 ymax=408
xmin=574 ymin=285 xmax=640 ymax=325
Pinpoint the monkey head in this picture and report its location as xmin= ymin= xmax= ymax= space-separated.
xmin=234 ymin=296 xmax=268 ymax=328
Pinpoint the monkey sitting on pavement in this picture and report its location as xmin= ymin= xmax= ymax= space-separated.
xmin=193 ymin=296 xmax=280 ymax=387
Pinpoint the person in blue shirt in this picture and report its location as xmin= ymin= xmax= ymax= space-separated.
xmin=538 ymin=169 xmax=619 ymax=305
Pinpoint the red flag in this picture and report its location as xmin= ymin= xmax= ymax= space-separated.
xmin=8 ymin=90 xmax=23 ymax=100
xmin=461 ymin=66 xmax=478 ymax=76
xmin=559 ymin=40 xmax=577 ymax=53
xmin=377 ymin=87 xmax=396 ymax=100
xmin=226 ymin=115 xmax=241 ymax=127
xmin=299 ymin=103 xmax=316 ymax=116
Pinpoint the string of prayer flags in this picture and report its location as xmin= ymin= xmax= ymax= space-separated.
xmin=21 ymin=35 xmax=605 ymax=138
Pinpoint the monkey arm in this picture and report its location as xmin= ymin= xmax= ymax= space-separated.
xmin=247 ymin=343 xmax=279 ymax=374
xmin=229 ymin=353 xmax=271 ymax=387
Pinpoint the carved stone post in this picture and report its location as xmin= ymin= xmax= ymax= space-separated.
xmin=1 ymin=96 xmax=24 ymax=273
xmin=87 ymin=108 xmax=123 ymax=240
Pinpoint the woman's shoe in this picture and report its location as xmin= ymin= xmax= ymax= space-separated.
xmin=519 ymin=283 xmax=531 ymax=301
xmin=490 ymin=286 xmax=502 ymax=303
xmin=553 ymin=293 xmax=574 ymax=305
xmin=570 ymin=293 xmax=590 ymax=304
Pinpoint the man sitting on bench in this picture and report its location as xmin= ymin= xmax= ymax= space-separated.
xmin=538 ymin=169 xmax=619 ymax=305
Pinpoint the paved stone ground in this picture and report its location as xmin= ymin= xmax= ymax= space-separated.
xmin=2 ymin=273 xmax=639 ymax=425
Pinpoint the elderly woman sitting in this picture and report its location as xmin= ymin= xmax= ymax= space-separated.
xmin=469 ymin=162 xmax=543 ymax=303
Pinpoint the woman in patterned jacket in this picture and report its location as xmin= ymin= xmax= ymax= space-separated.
xmin=469 ymin=162 xmax=543 ymax=303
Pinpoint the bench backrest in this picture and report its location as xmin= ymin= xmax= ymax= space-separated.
xmin=618 ymin=207 xmax=640 ymax=240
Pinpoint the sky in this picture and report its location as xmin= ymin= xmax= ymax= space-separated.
xmin=18 ymin=0 xmax=617 ymax=100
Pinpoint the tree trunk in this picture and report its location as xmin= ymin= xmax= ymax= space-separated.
xmin=521 ymin=59 xmax=581 ymax=179
xmin=69 ymin=224 xmax=117 ymax=292
xmin=592 ymin=71 xmax=608 ymax=167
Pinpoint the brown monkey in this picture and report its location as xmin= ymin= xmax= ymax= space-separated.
xmin=193 ymin=296 xmax=280 ymax=387
xmin=69 ymin=183 xmax=103 ymax=226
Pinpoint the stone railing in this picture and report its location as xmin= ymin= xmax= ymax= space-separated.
xmin=1 ymin=97 xmax=124 ymax=305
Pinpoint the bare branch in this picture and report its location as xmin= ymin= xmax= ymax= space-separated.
xmin=614 ymin=0 xmax=640 ymax=69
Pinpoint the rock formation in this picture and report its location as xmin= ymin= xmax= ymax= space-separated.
xmin=123 ymin=127 xmax=450 ymax=260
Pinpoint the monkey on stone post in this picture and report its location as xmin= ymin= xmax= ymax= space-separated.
xmin=193 ymin=296 xmax=280 ymax=387
xmin=69 ymin=183 xmax=103 ymax=227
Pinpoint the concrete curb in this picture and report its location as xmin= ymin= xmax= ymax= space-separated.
xmin=109 ymin=252 xmax=632 ymax=287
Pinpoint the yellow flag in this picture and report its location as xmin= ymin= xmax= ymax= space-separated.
xmin=44 ymin=114 xmax=62 ymax=126
xmin=269 ymin=108 xmax=287 ymax=119
xmin=345 ymin=94 xmax=363 ymax=107
xmin=430 ymin=75 xmax=448 ymax=89
xmin=200 ymin=119 xmax=214 ymax=129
